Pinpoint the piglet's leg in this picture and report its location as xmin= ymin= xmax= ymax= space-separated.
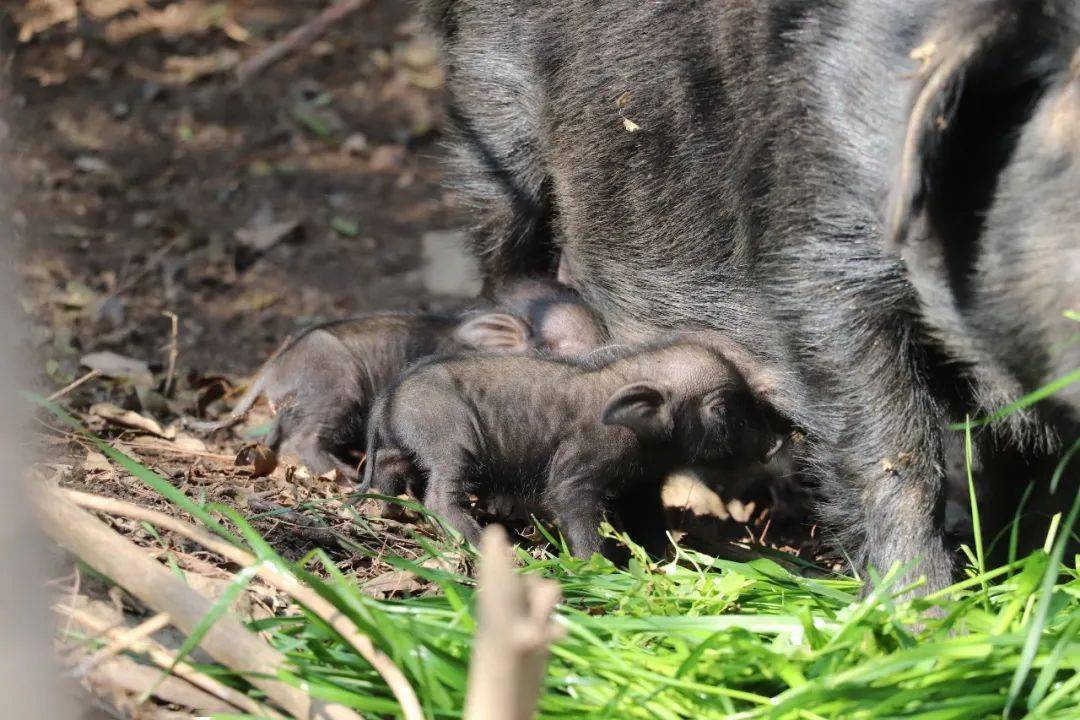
xmin=422 ymin=460 xmax=483 ymax=548
xmin=368 ymin=447 xmax=422 ymax=518
xmin=614 ymin=482 xmax=669 ymax=559
xmin=546 ymin=477 xmax=605 ymax=559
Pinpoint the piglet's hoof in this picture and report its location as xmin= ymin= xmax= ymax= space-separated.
xmin=376 ymin=497 xmax=412 ymax=522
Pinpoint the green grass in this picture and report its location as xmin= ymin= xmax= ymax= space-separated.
xmin=32 ymin=394 xmax=1080 ymax=719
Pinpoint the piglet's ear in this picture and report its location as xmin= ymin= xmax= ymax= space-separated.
xmin=601 ymin=382 xmax=672 ymax=439
xmin=453 ymin=313 xmax=531 ymax=353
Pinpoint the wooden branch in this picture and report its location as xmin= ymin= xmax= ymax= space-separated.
xmin=74 ymin=611 xmax=172 ymax=675
xmin=464 ymin=526 xmax=564 ymax=720
xmin=35 ymin=485 xmax=362 ymax=720
xmin=58 ymin=603 xmax=283 ymax=719
xmin=83 ymin=654 xmax=238 ymax=716
xmin=237 ymin=0 xmax=370 ymax=83
xmin=47 ymin=369 xmax=101 ymax=402
xmin=60 ymin=487 xmax=425 ymax=720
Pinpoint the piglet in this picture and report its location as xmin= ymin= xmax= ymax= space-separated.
xmin=362 ymin=340 xmax=780 ymax=558
xmin=195 ymin=280 xmax=606 ymax=480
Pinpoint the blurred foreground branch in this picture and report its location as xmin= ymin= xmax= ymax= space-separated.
xmin=464 ymin=526 xmax=564 ymax=720
xmin=59 ymin=487 xmax=424 ymax=720
xmin=35 ymin=484 xmax=362 ymax=720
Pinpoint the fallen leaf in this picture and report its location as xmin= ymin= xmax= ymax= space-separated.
xmin=363 ymin=570 xmax=424 ymax=598
xmin=104 ymin=2 xmax=238 ymax=44
xmin=623 ymin=117 xmax=641 ymax=132
xmin=81 ymin=351 xmax=154 ymax=388
xmin=24 ymin=67 xmax=68 ymax=87
xmin=342 ymin=132 xmax=369 ymax=156
xmin=235 ymin=289 xmax=281 ymax=312
xmin=12 ymin=0 xmax=77 ymax=43
xmin=173 ymin=434 xmax=208 ymax=453
xmin=235 ymin=219 xmax=301 ymax=253
xmin=128 ymin=49 xmax=239 ymax=85
xmin=368 ymin=145 xmax=405 ymax=172
xmin=52 ymin=110 xmax=107 ymax=150
xmin=329 ymin=217 xmax=360 ymax=238
xmin=56 ymin=279 xmax=100 ymax=309
xmin=90 ymin=403 xmax=176 ymax=439
xmin=235 ymin=443 xmax=278 ymax=478
xmin=84 ymin=0 xmax=143 ymax=22
xmin=400 ymin=37 xmax=438 ymax=70
xmin=310 ymin=40 xmax=335 ymax=58
xmin=82 ymin=450 xmax=112 ymax=473
xmin=73 ymin=155 xmax=113 ymax=175
xmin=165 ymin=49 xmax=240 ymax=83
xmin=291 ymin=104 xmax=344 ymax=138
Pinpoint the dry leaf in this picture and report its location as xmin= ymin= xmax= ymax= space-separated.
xmin=235 ymin=219 xmax=301 ymax=253
xmin=54 ymin=279 xmax=100 ymax=309
xmin=83 ymin=0 xmax=144 ymax=22
xmin=81 ymin=351 xmax=154 ymax=388
xmin=363 ymin=570 xmax=424 ymax=598
xmin=73 ymin=155 xmax=113 ymax=175
xmin=622 ymin=117 xmax=641 ymax=132
xmin=173 ymin=434 xmax=208 ymax=453
xmin=616 ymin=91 xmax=631 ymax=109
xmin=90 ymin=403 xmax=176 ymax=439
xmin=12 ymin=0 xmax=77 ymax=43
xmin=82 ymin=450 xmax=112 ymax=473
xmin=104 ymin=0 xmax=231 ymax=44
xmin=128 ymin=49 xmax=239 ymax=85
xmin=162 ymin=49 xmax=240 ymax=84
xmin=235 ymin=443 xmax=278 ymax=478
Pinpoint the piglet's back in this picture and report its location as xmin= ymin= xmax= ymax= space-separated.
xmin=320 ymin=312 xmax=461 ymax=389
xmin=384 ymin=354 xmax=598 ymax=451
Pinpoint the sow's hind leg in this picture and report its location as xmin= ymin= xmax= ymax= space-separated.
xmin=432 ymin=1 xmax=555 ymax=287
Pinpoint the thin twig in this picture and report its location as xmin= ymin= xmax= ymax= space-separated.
xmin=61 ymin=565 xmax=83 ymax=639
xmin=73 ymin=611 xmax=172 ymax=675
xmin=48 ymin=369 xmax=102 ymax=402
xmin=78 ymin=653 xmax=237 ymax=716
xmin=237 ymin=0 xmax=369 ymax=83
xmin=104 ymin=236 xmax=184 ymax=303
xmin=61 ymin=487 xmax=424 ymax=720
xmin=57 ymin=604 xmax=283 ymax=719
xmin=35 ymin=485 xmax=363 ymax=720
xmin=161 ymin=311 xmax=179 ymax=397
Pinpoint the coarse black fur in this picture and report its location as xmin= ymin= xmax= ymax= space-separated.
xmin=363 ymin=340 xmax=781 ymax=557
xmin=427 ymin=0 xmax=1080 ymax=589
xmin=198 ymin=278 xmax=608 ymax=481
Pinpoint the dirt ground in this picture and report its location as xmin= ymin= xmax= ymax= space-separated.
xmin=4 ymin=0 xmax=464 ymax=378
xmin=3 ymin=3 xmax=822 ymax=716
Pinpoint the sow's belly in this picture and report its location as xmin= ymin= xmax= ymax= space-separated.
xmin=560 ymin=242 xmax=760 ymax=345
